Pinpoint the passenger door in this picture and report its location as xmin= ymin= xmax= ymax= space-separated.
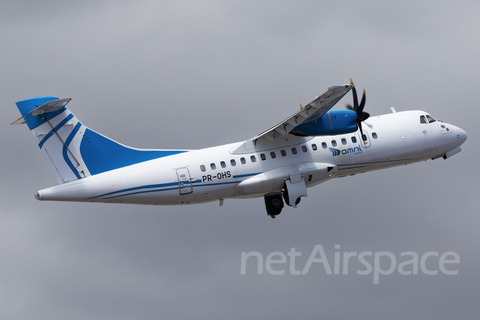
xmin=176 ymin=168 xmax=193 ymax=195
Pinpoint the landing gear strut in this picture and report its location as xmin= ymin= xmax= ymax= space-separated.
xmin=264 ymin=194 xmax=284 ymax=219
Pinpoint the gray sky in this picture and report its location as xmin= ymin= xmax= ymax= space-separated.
xmin=1 ymin=1 xmax=479 ymax=319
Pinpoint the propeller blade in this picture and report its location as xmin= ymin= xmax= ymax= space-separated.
xmin=349 ymin=79 xmax=370 ymax=135
xmin=364 ymin=121 xmax=373 ymax=128
xmin=352 ymin=86 xmax=358 ymax=110
xmin=358 ymin=121 xmax=364 ymax=141
xmin=358 ymin=89 xmax=366 ymax=113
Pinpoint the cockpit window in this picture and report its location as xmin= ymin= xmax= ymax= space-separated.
xmin=425 ymin=114 xmax=437 ymax=123
xmin=420 ymin=115 xmax=427 ymax=124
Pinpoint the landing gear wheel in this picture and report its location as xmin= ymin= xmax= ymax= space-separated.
xmin=264 ymin=194 xmax=284 ymax=219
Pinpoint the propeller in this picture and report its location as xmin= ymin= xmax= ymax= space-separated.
xmin=345 ymin=78 xmax=370 ymax=139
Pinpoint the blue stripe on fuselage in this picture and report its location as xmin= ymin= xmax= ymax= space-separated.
xmin=89 ymin=173 xmax=261 ymax=200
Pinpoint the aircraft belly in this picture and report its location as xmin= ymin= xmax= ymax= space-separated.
xmin=234 ymin=162 xmax=336 ymax=198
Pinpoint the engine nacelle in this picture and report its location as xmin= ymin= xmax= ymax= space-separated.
xmin=290 ymin=110 xmax=357 ymax=136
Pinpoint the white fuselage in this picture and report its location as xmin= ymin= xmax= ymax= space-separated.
xmin=36 ymin=110 xmax=467 ymax=205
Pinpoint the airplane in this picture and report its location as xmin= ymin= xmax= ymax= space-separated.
xmin=12 ymin=79 xmax=467 ymax=218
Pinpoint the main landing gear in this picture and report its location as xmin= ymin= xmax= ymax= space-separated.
xmin=264 ymin=194 xmax=284 ymax=219
xmin=264 ymin=180 xmax=305 ymax=219
xmin=264 ymin=173 xmax=308 ymax=218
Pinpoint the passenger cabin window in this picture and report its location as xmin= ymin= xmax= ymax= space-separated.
xmin=230 ymin=159 xmax=236 ymax=166
xmin=372 ymin=132 xmax=378 ymax=139
xmin=351 ymin=136 xmax=357 ymax=143
xmin=200 ymin=165 xmax=206 ymax=172
xmin=220 ymin=161 xmax=226 ymax=168
xmin=250 ymin=155 xmax=256 ymax=162
xmin=362 ymin=134 xmax=367 ymax=141
xmin=322 ymin=142 xmax=327 ymax=149
xmin=260 ymin=153 xmax=266 ymax=161
xmin=420 ymin=115 xmax=427 ymax=124
xmin=240 ymin=157 xmax=246 ymax=164
xmin=331 ymin=140 xmax=337 ymax=147
xmin=301 ymin=145 xmax=307 ymax=153
xmin=210 ymin=163 xmax=216 ymax=170
xmin=312 ymin=144 xmax=317 ymax=151
xmin=291 ymin=147 xmax=297 ymax=154
xmin=270 ymin=152 xmax=276 ymax=159
xmin=281 ymin=149 xmax=287 ymax=157
xmin=341 ymin=138 xmax=347 ymax=145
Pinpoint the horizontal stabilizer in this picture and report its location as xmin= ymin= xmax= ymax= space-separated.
xmin=11 ymin=116 xmax=26 ymax=125
xmin=29 ymin=98 xmax=72 ymax=116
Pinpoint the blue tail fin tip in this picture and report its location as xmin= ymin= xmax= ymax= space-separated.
xmin=16 ymin=97 xmax=64 ymax=130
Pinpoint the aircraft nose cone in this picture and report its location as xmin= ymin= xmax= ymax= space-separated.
xmin=458 ymin=127 xmax=467 ymax=144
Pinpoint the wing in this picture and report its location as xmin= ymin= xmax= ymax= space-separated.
xmin=252 ymin=83 xmax=352 ymax=142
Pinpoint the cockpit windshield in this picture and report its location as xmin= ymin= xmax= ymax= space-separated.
xmin=425 ymin=114 xmax=437 ymax=123
xmin=420 ymin=114 xmax=437 ymax=124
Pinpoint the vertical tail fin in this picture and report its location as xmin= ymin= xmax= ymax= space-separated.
xmin=14 ymin=97 xmax=187 ymax=184
xmin=15 ymin=97 xmax=87 ymax=183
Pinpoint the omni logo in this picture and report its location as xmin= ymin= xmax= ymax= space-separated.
xmin=329 ymin=145 xmax=362 ymax=156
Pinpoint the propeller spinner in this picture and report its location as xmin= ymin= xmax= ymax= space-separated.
xmin=345 ymin=78 xmax=370 ymax=139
